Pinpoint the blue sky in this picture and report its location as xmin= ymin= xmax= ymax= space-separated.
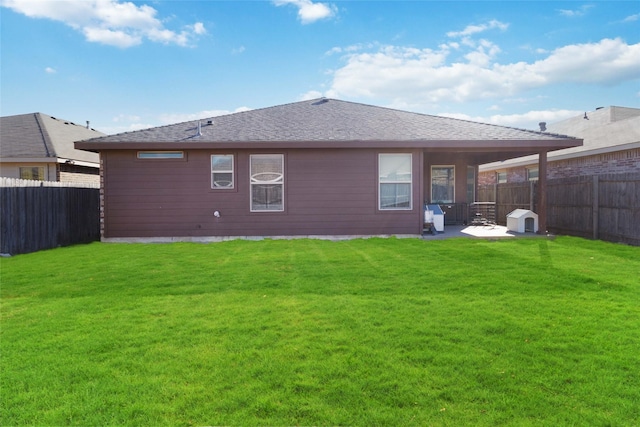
xmin=1 ymin=0 xmax=639 ymax=134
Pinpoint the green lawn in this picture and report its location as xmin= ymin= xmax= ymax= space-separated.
xmin=1 ymin=237 xmax=639 ymax=426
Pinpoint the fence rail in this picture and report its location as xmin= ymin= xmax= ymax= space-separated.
xmin=1 ymin=179 xmax=100 ymax=255
xmin=0 ymin=177 xmax=99 ymax=188
xmin=478 ymin=173 xmax=640 ymax=246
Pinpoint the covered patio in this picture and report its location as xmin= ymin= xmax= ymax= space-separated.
xmin=422 ymin=146 xmax=555 ymax=234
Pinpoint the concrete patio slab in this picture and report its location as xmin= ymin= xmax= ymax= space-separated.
xmin=422 ymin=224 xmax=547 ymax=240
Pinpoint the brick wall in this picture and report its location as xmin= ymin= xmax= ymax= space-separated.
xmin=479 ymin=148 xmax=639 ymax=184
xmin=548 ymin=148 xmax=640 ymax=179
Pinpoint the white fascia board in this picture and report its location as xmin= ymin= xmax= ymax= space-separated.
xmin=56 ymin=158 xmax=99 ymax=168
xmin=0 ymin=157 xmax=99 ymax=168
xmin=0 ymin=157 xmax=56 ymax=164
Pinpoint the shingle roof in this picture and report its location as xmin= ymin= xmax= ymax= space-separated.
xmin=1 ymin=113 xmax=103 ymax=163
xmin=81 ymin=98 xmax=577 ymax=144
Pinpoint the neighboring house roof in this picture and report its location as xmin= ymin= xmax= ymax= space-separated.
xmin=480 ymin=106 xmax=640 ymax=171
xmin=1 ymin=113 xmax=103 ymax=165
xmin=77 ymin=99 xmax=580 ymax=163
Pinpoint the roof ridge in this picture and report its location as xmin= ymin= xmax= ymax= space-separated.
xmin=33 ymin=113 xmax=56 ymax=158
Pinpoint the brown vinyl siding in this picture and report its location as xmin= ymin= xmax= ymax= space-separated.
xmin=102 ymin=148 xmax=422 ymax=238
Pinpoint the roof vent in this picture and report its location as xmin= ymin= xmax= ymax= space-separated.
xmin=312 ymin=98 xmax=329 ymax=106
xmin=197 ymin=121 xmax=202 ymax=137
xmin=538 ymin=122 xmax=546 ymax=132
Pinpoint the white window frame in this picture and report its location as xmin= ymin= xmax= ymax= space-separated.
xmin=496 ymin=171 xmax=507 ymax=184
xmin=431 ymin=165 xmax=455 ymax=203
xmin=211 ymin=154 xmax=234 ymax=189
xmin=250 ymin=154 xmax=284 ymax=212
xmin=527 ymin=167 xmax=539 ymax=182
xmin=378 ymin=153 xmax=413 ymax=211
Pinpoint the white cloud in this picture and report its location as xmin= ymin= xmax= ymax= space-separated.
xmin=325 ymin=38 xmax=640 ymax=106
xmin=446 ymin=19 xmax=508 ymax=38
xmin=557 ymin=4 xmax=594 ymax=17
xmin=273 ymin=0 xmax=337 ymax=24
xmin=45 ymin=67 xmax=56 ymax=74
xmin=622 ymin=13 xmax=640 ymax=23
xmin=1 ymin=0 xmax=206 ymax=48
xmin=326 ymin=42 xmax=378 ymax=56
xmin=83 ymin=27 xmax=141 ymax=48
xmin=112 ymin=114 xmax=141 ymax=123
xmin=191 ymin=22 xmax=207 ymax=35
xmin=440 ymin=109 xmax=582 ymax=130
xmin=299 ymin=90 xmax=324 ymax=100
xmin=158 ymin=107 xmax=252 ymax=125
xmin=102 ymin=108 xmax=252 ymax=134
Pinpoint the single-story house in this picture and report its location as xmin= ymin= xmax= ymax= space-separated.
xmin=1 ymin=113 xmax=103 ymax=185
xmin=479 ymin=106 xmax=640 ymax=184
xmin=75 ymin=98 xmax=581 ymax=241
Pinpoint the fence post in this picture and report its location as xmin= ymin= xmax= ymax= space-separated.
xmin=529 ymin=180 xmax=535 ymax=211
xmin=537 ymin=151 xmax=548 ymax=234
xmin=592 ymin=175 xmax=599 ymax=240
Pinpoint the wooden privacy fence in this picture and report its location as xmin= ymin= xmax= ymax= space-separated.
xmin=478 ymin=173 xmax=640 ymax=246
xmin=1 ymin=178 xmax=100 ymax=255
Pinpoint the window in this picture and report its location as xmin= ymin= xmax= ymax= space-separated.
xmin=379 ymin=153 xmax=412 ymax=210
xmin=527 ymin=167 xmax=539 ymax=181
xmin=251 ymin=154 xmax=284 ymax=212
xmin=137 ymin=151 xmax=184 ymax=159
xmin=211 ymin=155 xmax=234 ymax=189
xmin=467 ymin=166 xmax=476 ymax=202
xmin=496 ymin=171 xmax=507 ymax=184
xmin=431 ymin=166 xmax=454 ymax=203
xmin=19 ymin=166 xmax=44 ymax=181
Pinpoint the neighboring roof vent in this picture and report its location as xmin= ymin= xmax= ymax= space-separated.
xmin=312 ymin=98 xmax=329 ymax=106
xmin=538 ymin=122 xmax=546 ymax=132
xmin=197 ymin=121 xmax=202 ymax=137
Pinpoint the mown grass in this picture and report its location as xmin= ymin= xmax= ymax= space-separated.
xmin=1 ymin=236 xmax=639 ymax=426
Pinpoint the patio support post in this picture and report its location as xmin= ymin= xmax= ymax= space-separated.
xmin=537 ymin=150 xmax=548 ymax=234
